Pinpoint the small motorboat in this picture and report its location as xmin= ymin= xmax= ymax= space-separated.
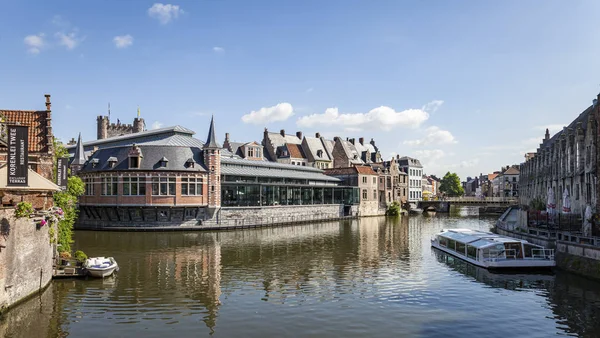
xmin=84 ymin=257 xmax=119 ymax=278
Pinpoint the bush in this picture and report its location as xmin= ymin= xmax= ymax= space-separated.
xmin=59 ymin=251 xmax=71 ymax=259
xmin=74 ymin=250 xmax=88 ymax=263
xmin=386 ymin=201 xmax=401 ymax=216
xmin=529 ymin=197 xmax=545 ymax=211
xmin=15 ymin=202 xmax=34 ymax=218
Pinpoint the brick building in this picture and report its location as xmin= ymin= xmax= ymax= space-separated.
xmin=0 ymin=94 xmax=58 ymax=209
xmin=324 ymin=165 xmax=382 ymax=216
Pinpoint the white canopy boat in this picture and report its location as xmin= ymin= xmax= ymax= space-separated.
xmin=84 ymin=257 xmax=119 ymax=278
xmin=431 ymin=228 xmax=555 ymax=269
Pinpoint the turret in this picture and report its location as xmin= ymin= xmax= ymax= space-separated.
xmin=203 ymin=116 xmax=221 ymax=208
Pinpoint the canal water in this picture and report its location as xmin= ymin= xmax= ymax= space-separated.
xmin=2 ymin=209 xmax=600 ymax=337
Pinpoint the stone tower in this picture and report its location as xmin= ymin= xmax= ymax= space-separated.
xmin=97 ymin=115 xmax=109 ymax=139
xmin=203 ymin=116 xmax=221 ymax=208
xmin=133 ymin=117 xmax=145 ymax=133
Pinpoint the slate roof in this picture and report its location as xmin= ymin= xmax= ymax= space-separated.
xmin=303 ymin=136 xmax=331 ymax=162
xmin=398 ymin=156 xmax=423 ymax=168
xmin=540 ymin=104 xmax=593 ymax=150
xmin=71 ymin=132 xmax=88 ymax=166
xmin=266 ymin=132 xmax=301 ymax=149
xmin=205 ymin=116 xmax=220 ymax=148
xmin=0 ymin=109 xmax=51 ymax=153
xmin=65 ymin=125 xmax=196 ymax=151
xmin=80 ymin=144 xmax=207 ymax=173
xmin=324 ymin=165 xmax=377 ymax=176
xmin=220 ymin=157 xmax=340 ymax=182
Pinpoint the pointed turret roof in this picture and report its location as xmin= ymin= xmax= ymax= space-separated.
xmin=204 ymin=116 xmax=221 ymax=148
xmin=71 ymin=132 xmax=88 ymax=165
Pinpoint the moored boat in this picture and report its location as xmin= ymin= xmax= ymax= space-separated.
xmin=431 ymin=228 xmax=555 ymax=269
xmin=84 ymin=257 xmax=119 ymax=278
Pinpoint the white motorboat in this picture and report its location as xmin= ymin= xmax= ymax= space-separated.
xmin=84 ymin=257 xmax=119 ymax=278
xmin=431 ymin=228 xmax=555 ymax=269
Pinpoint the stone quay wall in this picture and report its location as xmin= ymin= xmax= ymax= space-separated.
xmin=0 ymin=209 xmax=55 ymax=314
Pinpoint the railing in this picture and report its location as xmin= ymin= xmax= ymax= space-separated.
xmin=445 ymin=197 xmax=518 ymax=203
xmin=527 ymin=211 xmax=581 ymax=232
xmin=483 ymin=248 xmax=554 ymax=261
xmin=557 ymin=231 xmax=600 ymax=247
xmin=531 ymin=248 xmax=555 ymax=260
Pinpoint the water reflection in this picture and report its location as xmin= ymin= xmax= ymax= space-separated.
xmin=2 ymin=215 xmax=600 ymax=337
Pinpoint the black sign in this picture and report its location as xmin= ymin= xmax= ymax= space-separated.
xmin=7 ymin=125 xmax=28 ymax=187
xmin=57 ymin=157 xmax=68 ymax=190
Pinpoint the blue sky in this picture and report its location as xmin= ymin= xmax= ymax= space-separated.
xmin=2 ymin=1 xmax=600 ymax=179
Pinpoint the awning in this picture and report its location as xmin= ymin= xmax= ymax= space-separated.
xmin=0 ymin=164 xmax=60 ymax=192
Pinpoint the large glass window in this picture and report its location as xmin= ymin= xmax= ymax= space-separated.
xmin=324 ymin=188 xmax=333 ymax=204
xmin=302 ymin=187 xmax=313 ymax=205
xmin=123 ymin=176 xmax=146 ymax=196
xmin=467 ymin=245 xmax=477 ymax=259
xmin=314 ymin=187 xmax=323 ymax=204
xmin=84 ymin=177 xmax=95 ymax=196
xmin=152 ymin=177 xmax=175 ymax=195
xmin=181 ymin=177 xmax=203 ymax=195
xmin=101 ymin=176 xmax=118 ymax=196
xmin=456 ymin=242 xmax=466 ymax=256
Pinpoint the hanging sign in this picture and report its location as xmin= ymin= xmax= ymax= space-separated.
xmin=57 ymin=157 xmax=68 ymax=190
xmin=7 ymin=125 xmax=28 ymax=187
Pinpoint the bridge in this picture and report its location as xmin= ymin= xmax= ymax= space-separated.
xmin=417 ymin=197 xmax=518 ymax=213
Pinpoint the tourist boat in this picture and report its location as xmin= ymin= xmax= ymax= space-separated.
xmin=84 ymin=257 xmax=119 ymax=278
xmin=431 ymin=228 xmax=555 ymax=269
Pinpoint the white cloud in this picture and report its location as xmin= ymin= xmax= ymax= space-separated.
xmin=51 ymin=15 xmax=69 ymax=28
xmin=306 ymin=87 xmax=314 ymax=93
xmin=449 ymin=159 xmax=480 ymax=169
xmin=296 ymin=105 xmax=429 ymax=131
xmin=113 ymin=35 xmax=133 ymax=48
xmin=213 ymin=46 xmax=224 ymax=52
xmin=148 ymin=3 xmax=184 ymax=24
xmin=151 ymin=121 xmax=164 ymax=129
xmin=55 ymin=31 xmax=82 ymax=50
xmin=24 ymin=34 xmax=44 ymax=54
xmin=242 ymin=103 xmax=294 ymax=124
xmin=422 ymin=100 xmax=444 ymax=113
xmin=414 ymin=149 xmax=446 ymax=162
xmin=404 ymin=126 xmax=457 ymax=146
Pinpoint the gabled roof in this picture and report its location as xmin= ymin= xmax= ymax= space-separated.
xmin=324 ymin=165 xmax=377 ymax=176
xmin=303 ymin=136 xmax=331 ymax=162
xmin=286 ymin=144 xmax=306 ymax=159
xmin=488 ymin=173 xmax=498 ymax=181
xmin=503 ymin=167 xmax=520 ymax=175
xmin=266 ymin=132 xmax=301 ymax=149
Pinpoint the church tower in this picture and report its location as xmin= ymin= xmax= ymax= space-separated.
xmin=203 ymin=116 xmax=221 ymax=208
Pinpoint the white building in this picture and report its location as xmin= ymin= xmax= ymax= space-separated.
xmin=398 ymin=156 xmax=423 ymax=202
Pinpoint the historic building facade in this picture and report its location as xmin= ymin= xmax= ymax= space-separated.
xmin=398 ymin=156 xmax=423 ymax=203
xmin=520 ymin=97 xmax=597 ymax=217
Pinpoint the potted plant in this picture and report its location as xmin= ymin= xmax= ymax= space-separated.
xmin=59 ymin=251 xmax=71 ymax=266
xmin=74 ymin=250 xmax=88 ymax=267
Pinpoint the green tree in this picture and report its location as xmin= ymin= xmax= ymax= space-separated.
xmin=53 ymin=139 xmax=84 ymax=253
xmin=439 ymin=172 xmax=464 ymax=197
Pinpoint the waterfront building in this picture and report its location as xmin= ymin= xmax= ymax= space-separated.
xmin=502 ymin=166 xmax=520 ymax=197
xmin=0 ymin=94 xmax=57 ymax=208
xmin=323 ymin=165 xmax=381 ymax=216
xmin=262 ymin=130 xmax=334 ymax=168
xmin=69 ymin=119 xmax=359 ymax=228
xmin=520 ymin=97 xmax=597 ymax=216
xmin=422 ymin=175 xmax=434 ymax=198
xmin=398 ymin=156 xmax=423 ymax=202
xmin=371 ymin=162 xmax=394 ymax=205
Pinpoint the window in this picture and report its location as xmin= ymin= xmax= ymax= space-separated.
xmin=373 ymin=177 xmax=376 ymax=184
xmin=302 ymin=162 xmax=305 ymax=166
xmin=101 ymin=176 xmax=118 ymax=196
xmin=123 ymin=176 xmax=146 ymax=196
xmin=181 ymin=177 xmax=203 ymax=195
xmin=373 ymin=190 xmax=377 ymax=199
xmin=248 ymin=147 xmax=254 ymax=157
xmin=362 ymin=189 xmax=367 ymax=200
xmin=317 ymin=149 xmax=323 ymax=157
xmin=84 ymin=178 xmax=95 ymax=196
xmin=129 ymin=156 xmax=140 ymax=169
xmin=362 ymin=177 xmax=367 ymax=184
xmin=152 ymin=177 xmax=175 ymax=195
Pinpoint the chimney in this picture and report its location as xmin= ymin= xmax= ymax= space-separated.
xmin=44 ymin=94 xmax=51 ymax=111
xmin=280 ymin=129 xmax=285 ymax=137
xmin=315 ymin=132 xmax=321 ymax=138
xmin=359 ymin=137 xmax=364 ymax=145
xmin=296 ymin=131 xmax=302 ymax=139
xmin=370 ymin=138 xmax=376 ymax=146
xmin=349 ymin=138 xmax=355 ymax=145
xmin=225 ymin=132 xmax=230 ymax=142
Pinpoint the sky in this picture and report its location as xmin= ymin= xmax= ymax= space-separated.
xmin=2 ymin=1 xmax=600 ymax=179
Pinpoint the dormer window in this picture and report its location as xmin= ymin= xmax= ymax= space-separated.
xmin=159 ymin=156 xmax=169 ymax=168
xmin=91 ymin=158 xmax=99 ymax=168
xmin=128 ymin=144 xmax=143 ymax=169
xmin=107 ymin=157 xmax=117 ymax=168
xmin=317 ymin=150 xmax=323 ymax=158
xmin=248 ymin=147 xmax=254 ymax=157
xmin=129 ymin=156 xmax=140 ymax=169
xmin=185 ymin=158 xmax=195 ymax=169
